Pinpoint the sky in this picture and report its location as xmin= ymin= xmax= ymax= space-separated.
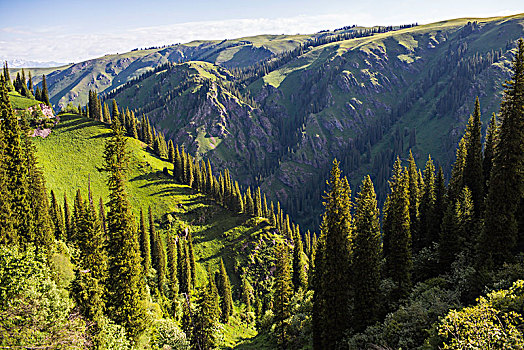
xmin=0 ymin=0 xmax=522 ymax=64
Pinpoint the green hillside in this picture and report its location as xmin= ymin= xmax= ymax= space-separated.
xmin=104 ymin=14 xmax=524 ymax=230
xmin=33 ymin=113 xmax=286 ymax=346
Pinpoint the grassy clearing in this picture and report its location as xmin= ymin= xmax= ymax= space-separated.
xmin=8 ymin=92 xmax=40 ymax=109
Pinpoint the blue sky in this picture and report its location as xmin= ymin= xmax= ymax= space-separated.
xmin=0 ymin=0 xmax=522 ymax=63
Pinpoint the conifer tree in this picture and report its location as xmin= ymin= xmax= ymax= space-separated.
xmin=291 ymin=226 xmax=307 ymax=291
xmin=34 ymin=86 xmax=42 ymax=102
xmin=383 ymin=157 xmax=412 ymax=300
xmin=27 ymin=71 xmax=33 ymax=96
xmin=2 ymin=62 xmax=13 ymax=91
xmin=152 ymin=230 xmax=167 ymax=294
xmin=187 ymin=232 xmax=196 ymax=288
xmin=312 ymin=159 xmax=352 ymax=349
xmin=49 ymin=190 xmax=65 ymax=240
xmin=244 ymin=188 xmax=255 ymax=216
xmin=254 ymin=187 xmax=263 ymax=217
xmin=0 ymin=79 xmax=29 ymax=244
xmin=178 ymin=240 xmax=191 ymax=295
xmin=103 ymin=103 xmax=111 ymax=124
xmin=216 ymin=258 xmax=233 ymax=323
xmin=139 ymin=208 xmax=151 ymax=273
xmin=463 ymin=97 xmax=484 ymax=216
xmin=192 ymin=270 xmax=220 ymax=350
xmin=102 ymin=116 xmax=148 ymax=341
xmin=99 ymin=197 xmax=106 ymax=235
xmin=41 ymin=74 xmax=50 ymax=107
xmin=352 ymin=175 xmax=381 ymax=331
xmin=483 ymin=113 xmax=498 ymax=194
xmin=241 ymin=276 xmax=253 ymax=310
xmin=419 ymin=155 xmax=437 ymax=248
xmin=64 ymin=193 xmax=72 ymax=241
xmin=273 ymin=243 xmax=292 ymax=349
xmin=407 ymin=151 xmax=421 ymax=251
xmin=482 ymin=38 xmax=524 ymax=266
xmin=166 ymin=233 xmax=179 ymax=297
xmin=168 ymin=139 xmax=175 ymax=164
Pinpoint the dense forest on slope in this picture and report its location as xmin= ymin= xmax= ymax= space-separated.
xmin=1 ymin=15 xmax=524 ymax=350
xmin=92 ymin=14 xmax=524 ymax=231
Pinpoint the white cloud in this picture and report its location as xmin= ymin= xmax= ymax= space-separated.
xmin=0 ymin=13 xmax=375 ymax=62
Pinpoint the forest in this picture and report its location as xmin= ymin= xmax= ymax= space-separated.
xmin=0 ymin=17 xmax=523 ymax=350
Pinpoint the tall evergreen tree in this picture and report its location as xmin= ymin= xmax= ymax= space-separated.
xmin=191 ymin=270 xmax=220 ymax=350
xmin=482 ymin=38 xmax=524 ymax=266
xmin=139 ymin=208 xmax=151 ymax=273
xmin=187 ymin=232 xmax=196 ymax=288
xmin=407 ymin=150 xmax=421 ymax=251
xmin=482 ymin=113 xmax=498 ymax=194
xmin=152 ymin=229 xmax=167 ymax=295
xmin=64 ymin=193 xmax=72 ymax=241
xmin=463 ymin=97 xmax=484 ymax=216
xmin=383 ymin=157 xmax=412 ymax=300
xmin=352 ymin=175 xmax=381 ymax=331
xmin=273 ymin=244 xmax=292 ymax=349
xmin=312 ymin=159 xmax=353 ymax=349
xmin=166 ymin=233 xmax=179 ymax=298
xmin=102 ymin=116 xmax=148 ymax=341
xmin=291 ymin=226 xmax=307 ymax=291
xmin=49 ymin=190 xmax=65 ymax=240
xmin=419 ymin=155 xmax=437 ymax=248
xmin=216 ymin=258 xmax=233 ymax=323
xmin=41 ymin=74 xmax=50 ymax=107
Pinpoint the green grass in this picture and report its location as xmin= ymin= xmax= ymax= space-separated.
xmin=33 ymin=114 xmax=289 ymax=346
xmin=8 ymin=91 xmax=40 ymax=109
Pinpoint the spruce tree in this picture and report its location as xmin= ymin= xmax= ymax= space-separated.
xmin=139 ymin=208 xmax=151 ymax=273
xmin=187 ymin=232 xmax=196 ymax=288
xmin=192 ymin=270 xmax=220 ymax=350
xmin=407 ymin=150 xmax=421 ymax=251
xmin=463 ymin=97 xmax=484 ymax=216
xmin=64 ymin=193 xmax=72 ymax=241
xmin=482 ymin=113 xmax=498 ymax=194
xmin=111 ymin=99 xmax=120 ymax=125
xmin=383 ymin=157 xmax=412 ymax=300
xmin=291 ymin=226 xmax=307 ymax=291
xmin=352 ymin=175 xmax=381 ymax=331
xmin=49 ymin=190 xmax=65 ymax=240
xmin=419 ymin=155 xmax=437 ymax=248
xmin=273 ymin=243 xmax=292 ymax=349
xmin=482 ymin=38 xmax=524 ymax=266
xmin=41 ymin=74 xmax=50 ymax=107
xmin=166 ymin=233 xmax=179 ymax=297
xmin=0 ymin=79 xmax=29 ymax=244
xmin=103 ymin=116 xmax=148 ymax=341
xmin=216 ymin=258 xmax=233 ymax=323
xmin=168 ymin=139 xmax=175 ymax=164
xmin=312 ymin=159 xmax=352 ymax=349
xmin=152 ymin=230 xmax=167 ymax=295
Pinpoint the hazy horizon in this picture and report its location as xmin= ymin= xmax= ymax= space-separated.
xmin=0 ymin=0 xmax=522 ymax=64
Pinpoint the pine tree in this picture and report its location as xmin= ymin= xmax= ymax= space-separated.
xmin=216 ymin=258 xmax=233 ymax=323
xmin=71 ymin=184 xmax=108 ymax=321
xmin=41 ymin=74 xmax=50 ymax=107
xmin=192 ymin=270 xmax=220 ymax=350
xmin=419 ymin=155 xmax=437 ymax=248
xmin=152 ymin=229 xmax=167 ymax=295
xmin=482 ymin=38 xmax=524 ymax=266
xmin=111 ymin=100 xmax=120 ymax=126
xmin=64 ymin=193 xmax=72 ymax=241
xmin=49 ymin=190 xmax=65 ymax=240
xmin=27 ymin=71 xmax=33 ymax=96
xmin=99 ymin=197 xmax=106 ymax=235
xmin=291 ymin=226 xmax=307 ymax=291
xmin=241 ymin=276 xmax=253 ymax=310
xmin=352 ymin=175 xmax=381 ymax=331
xmin=103 ymin=116 xmax=148 ymax=341
xmin=139 ymin=208 xmax=151 ymax=273
xmin=187 ymin=232 xmax=196 ymax=288
xmin=103 ymin=103 xmax=111 ymax=124
xmin=312 ymin=159 xmax=352 ymax=349
xmin=0 ymin=79 xmax=30 ymax=245
xmin=166 ymin=233 xmax=179 ymax=298
xmin=483 ymin=113 xmax=498 ymax=194
xmin=2 ymin=62 xmax=13 ymax=91
xmin=168 ymin=139 xmax=175 ymax=164
xmin=407 ymin=151 xmax=421 ymax=251
xmin=178 ymin=240 xmax=191 ymax=295
xmin=383 ymin=157 xmax=412 ymax=300
xmin=273 ymin=243 xmax=292 ymax=349
xmin=463 ymin=97 xmax=484 ymax=216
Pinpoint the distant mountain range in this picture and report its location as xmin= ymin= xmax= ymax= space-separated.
xmin=13 ymin=13 xmax=524 ymax=230
xmin=3 ymin=58 xmax=66 ymax=68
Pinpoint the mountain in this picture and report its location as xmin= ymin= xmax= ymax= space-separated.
xmin=104 ymin=14 xmax=524 ymax=229
xmin=14 ymin=34 xmax=314 ymax=109
xmin=2 ymin=58 xmax=66 ymax=68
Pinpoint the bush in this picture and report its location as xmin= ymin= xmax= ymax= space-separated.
xmin=152 ymin=318 xmax=190 ymax=350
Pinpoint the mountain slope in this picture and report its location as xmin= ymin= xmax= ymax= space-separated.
xmin=105 ymin=14 xmax=524 ymax=230
xmin=15 ymin=34 xmax=315 ymax=109
xmin=33 ymin=114 xmax=284 ymax=298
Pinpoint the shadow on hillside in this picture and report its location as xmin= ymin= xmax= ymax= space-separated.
xmin=56 ymin=117 xmax=103 ymax=133
xmin=130 ymin=172 xmax=178 ymax=188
